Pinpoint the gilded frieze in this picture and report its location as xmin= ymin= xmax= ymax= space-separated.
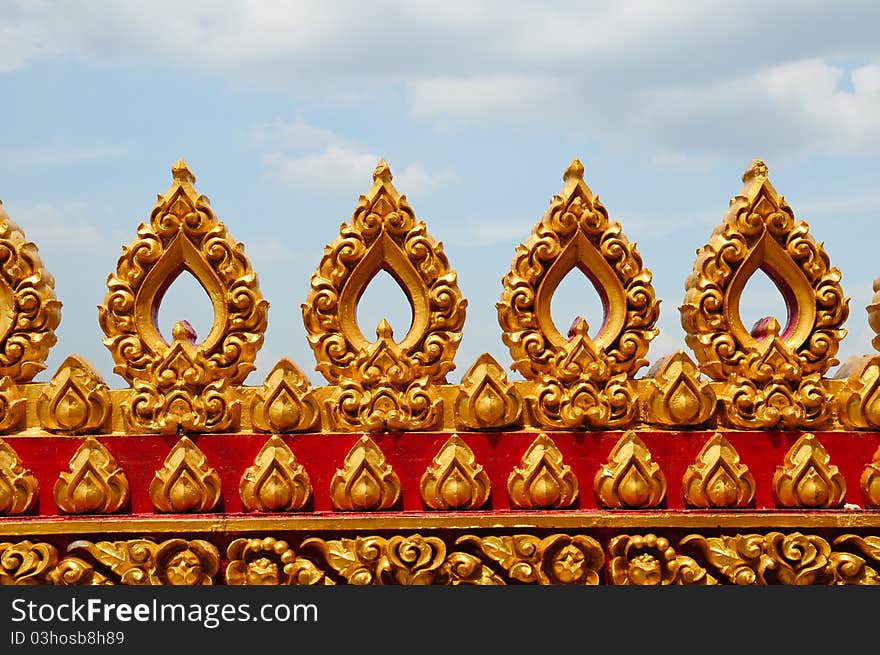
xmin=609 ymin=534 xmax=716 ymax=585
xmin=330 ymin=436 xmax=401 ymax=511
xmin=226 ymin=537 xmax=331 ymax=585
xmin=239 ymin=436 xmax=312 ymax=512
xmin=37 ymin=355 xmax=111 ymax=434
xmin=250 ymin=359 xmax=319 ymax=433
xmin=772 ymin=433 xmax=846 ymax=508
xmin=643 ymin=351 xmax=716 ymax=427
xmin=454 ymin=353 xmax=522 ymax=429
xmin=682 ymin=433 xmax=755 ymax=508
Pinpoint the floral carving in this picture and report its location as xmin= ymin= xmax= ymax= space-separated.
xmin=250 ymin=359 xmax=319 ymax=433
xmin=239 ymin=436 xmax=312 ymax=512
xmin=420 ymin=434 xmax=491 ymax=510
xmin=37 ymin=355 xmax=111 ymax=434
xmin=772 ymin=433 xmax=845 ymax=508
xmin=149 ymin=436 xmax=222 ymax=513
xmin=595 ymin=431 xmax=666 ymax=508
xmin=507 ymin=433 xmax=578 ymax=509
xmin=54 ymin=437 xmax=129 ymax=514
xmin=330 ymin=436 xmax=401 ymax=511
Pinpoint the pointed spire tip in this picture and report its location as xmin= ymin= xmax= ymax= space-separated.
xmin=172 ymin=158 xmax=196 ymax=184
xmin=742 ymin=158 xmax=768 ymax=183
xmin=563 ymin=158 xmax=585 ymax=182
xmin=373 ymin=158 xmax=393 ymax=184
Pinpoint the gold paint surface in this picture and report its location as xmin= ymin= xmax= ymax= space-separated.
xmin=507 ymin=433 xmax=578 ymax=509
xmin=54 ymin=436 xmax=129 ymax=514
xmin=420 ymin=434 xmax=491 ymax=510
xmin=239 ymin=435 xmax=312 ymax=512
xmin=149 ymin=436 xmax=222 ymax=513
xmin=330 ymin=435 xmax=401 ymax=511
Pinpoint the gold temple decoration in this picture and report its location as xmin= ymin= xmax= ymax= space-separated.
xmin=681 ymin=160 xmax=847 ymax=430
xmin=330 ymin=435 xmax=401 ymax=511
xmin=595 ymin=431 xmax=666 ymax=509
xmin=507 ymin=433 xmax=578 ymax=509
xmin=454 ymin=353 xmax=522 ymax=429
xmin=99 ymin=160 xmax=267 ymax=433
xmin=0 ymin=377 xmax=25 ymax=433
xmin=860 ymin=446 xmax=880 ymax=508
xmin=772 ymin=433 xmax=846 ymax=508
xmin=609 ymin=534 xmax=716 ymax=585
xmin=458 ymin=534 xmax=604 ymax=585
xmin=836 ymin=354 xmax=880 ymax=430
xmin=55 ymin=538 xmax=220 ymax=585
xmin=0 ymin=201 xmax=62 ymax=383
xmin=0 ymin=540 xmax=59 ymax=585
xmin=867 ymin=276 xmax=880 ymax=351
xmin=149 ymin=436 xmax=222 ymax=513
xmin=325 ymin=320 xmax=442 ymax=431
xmin=239 ymin=436 xmax=312 ymax=512
xmin=682 ymin=532 xmax=880 ymax=585
xmin=0 ymin=439 xmax=38 ymax=516
xmin=420 ymin=434 xmax=491 ymax=510
xmin=226 ymin=537 xmax=332 ymax=585
xmin=37 ymin=355 xmax=111 ymax=434
xmin=643 ymin=351 xmax=716 ymax=427
xmin=681 ymin=158 xmax=848 ymax=379
xmin=498 ymin=159 xmax=659 ymax=379
xmin=302 ymin=534 xmax=502 ymax=585
xmin=54 ymin=437 xmax=129 ymax=514
xmin=682 ymin=433 xmax=755 ymax=508
xmin=303 ymin=158 xmax=466 ymax=385
xmin=250 ymin=359 xmax=319 ymax=433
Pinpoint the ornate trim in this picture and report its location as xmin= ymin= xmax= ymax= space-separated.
xmin=239 ymin=436 xmax=312 ymax=512
xmin=420 ymin=435 xmax=491 ymax=510
xmin=330 ymin=436 xmax=401 ymax=511
xmin=0 ymin=439 xmax=38 ymax=516
xmin=149 ymin=436 xmax=222 ymax=513
xmin=454 ymin=353 xmax=522 ymax=429
xmin=302 ymin=159 xmax=466 ymax=385
xmin=507 ymin=433 xmax=578 ymax=509
xmin=0 ymin=201 xmax=62 ymax=383
xmin=54 ymin=437 xmax=129 ymax=514
xmin=683 ymin=433 xmax=755 ymax=508
xmin=498 ymin=159 xmax=659 ymax=380
xmin=643 ymin=351 xmax=716 ymax=427
xmin=37 ymin=355 xmax=111 ymax=434
xmin=250 ymin=359 xmax=319 ymax=433
xmin=772 ymin=433 xmax=846 ymax=508
xmin=595 ymin=431 xmax=666 ymax=508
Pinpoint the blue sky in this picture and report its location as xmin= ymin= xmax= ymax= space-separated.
xmin=2 ymin=0 xmax=880 ymax=387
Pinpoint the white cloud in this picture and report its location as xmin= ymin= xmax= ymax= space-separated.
xmin=250 ymin=116 xmax=354 ymax=152
xmin=2 ymin=146 xmax=128 ymax=169
xmin=263 ymin=145 xmax=456 ymax=198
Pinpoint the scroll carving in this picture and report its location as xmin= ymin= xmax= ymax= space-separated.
xmin=0 ymin=377 xmax=25 ymax=433
xmin=226 ymin=537 xmax=331 ymax=585
xmin=99 ymin=160 xmax=267 ymax=433
xmin=609 ymin=534 xmax=716 ymax=585
xmin=0 ymin=201 xmax=62 ymax=383
xmin=302 ymin=158 xmax=466 ymax=386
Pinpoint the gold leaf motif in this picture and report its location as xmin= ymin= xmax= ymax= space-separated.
xmin=149 ymin=436 xmax=222 ymax=513
xmin=226 ymin=537 xmax=332 ymax=586
xmin=720 ymin=371 xmax=830 ymax=430
xmin=836 ymin=354 xmax=880 ymax=429
xmin=37 ymin=355 xmax=111 ymax=434
xmin=595 ymin=431 xmax=666 ymax=509
xmin=609 ymin=534 xmax=716 ymax=585
xmin=458 ymin=534 xmax=604 ymax=585
xmin=378 ymin=535 xmax=447 ymax=584
xmin=454 ymin=353 xmax=522 ymax=429
xmin=327 ymin=376 xmax=442 ymax=432
xmin=498 ymin=159 xmax=659 ymax=380
xmin=0 ymin=376 xmax=25 ymax=433
xmin=455 ymin=353 xmax=523 ymax=430
xmin=303 ymin=159 xmax=466 ymax=385
xmin=63 ymin=539 xmax=160 ymax=585
xmin=51 ymin=557 xmax=112 ymax=586
xmin=507 ymin=433 xmax=578 ymax=509
xmin=54 ymin=437 xmax=129 ymax=514
xmin=867 ymin=277 xmax=880 ymax=352
xmin=420 ymin=435 xmax=491 ymax=510
xmin=153 ymin=539 xmax=219 ymax=585
xmin=643 ymin=351 xmax=716 ymax=427
xmin=683 ymin=434 xmax=755 ymax=508
xmin=239 ymin=436 xmax=312 ymax=512
xmin=250 ymin=359 xmax=319 ymax=433
xmin=681 ymin=159 xmax=848 ymax=381
xmin=0 ymin=201 xmax=62 ymax=383
xmin=302 ymin=536 xmax=386 ymax=584
xmin=330 ymin=436 xmax=401 ymax=511
xmin=99 ymin=159 xmax=268 ymax=388
xmin=834 ymin=535 xmax=880 ymax=584
xmin=0 ymin=438 xmax=38 ymax=515
xmin=860 ymin=446 xmax=880 ymax=508
xmin=0 ymin=540 xmax=59 ymax=585
xmin=772 ymin=433 xmax=846 ymax=508
xmin=124 ymin=321 xmax=240 ymax=433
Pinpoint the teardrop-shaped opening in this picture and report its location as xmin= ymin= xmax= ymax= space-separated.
xmin=356 ymin=269 xmax=414 ymax=344
xmin=740 ymin=267 xmax=794 ymax=339
xmin=156 ymin=269 xmax=215 ymax=346
xmin=550 ymin=265 xmax=607 ymax=340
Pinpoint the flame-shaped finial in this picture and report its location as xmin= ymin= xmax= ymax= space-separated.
xmin=567 ymin=316 xmax=590 ymax=340
xmin=376 ymin=319 xmax=394 ymax=340
xmin=373 ymin=158 xmax=393 ymax=184
xmin=172 ymin=320 xmax=197 ymax=344
xmin=563 ymin=158 xmax=585 ymax=182
xmin=172 ymin=159 xmax=196 ymax=184
xmin=742 ymin=158 xmax=768 ymax=183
